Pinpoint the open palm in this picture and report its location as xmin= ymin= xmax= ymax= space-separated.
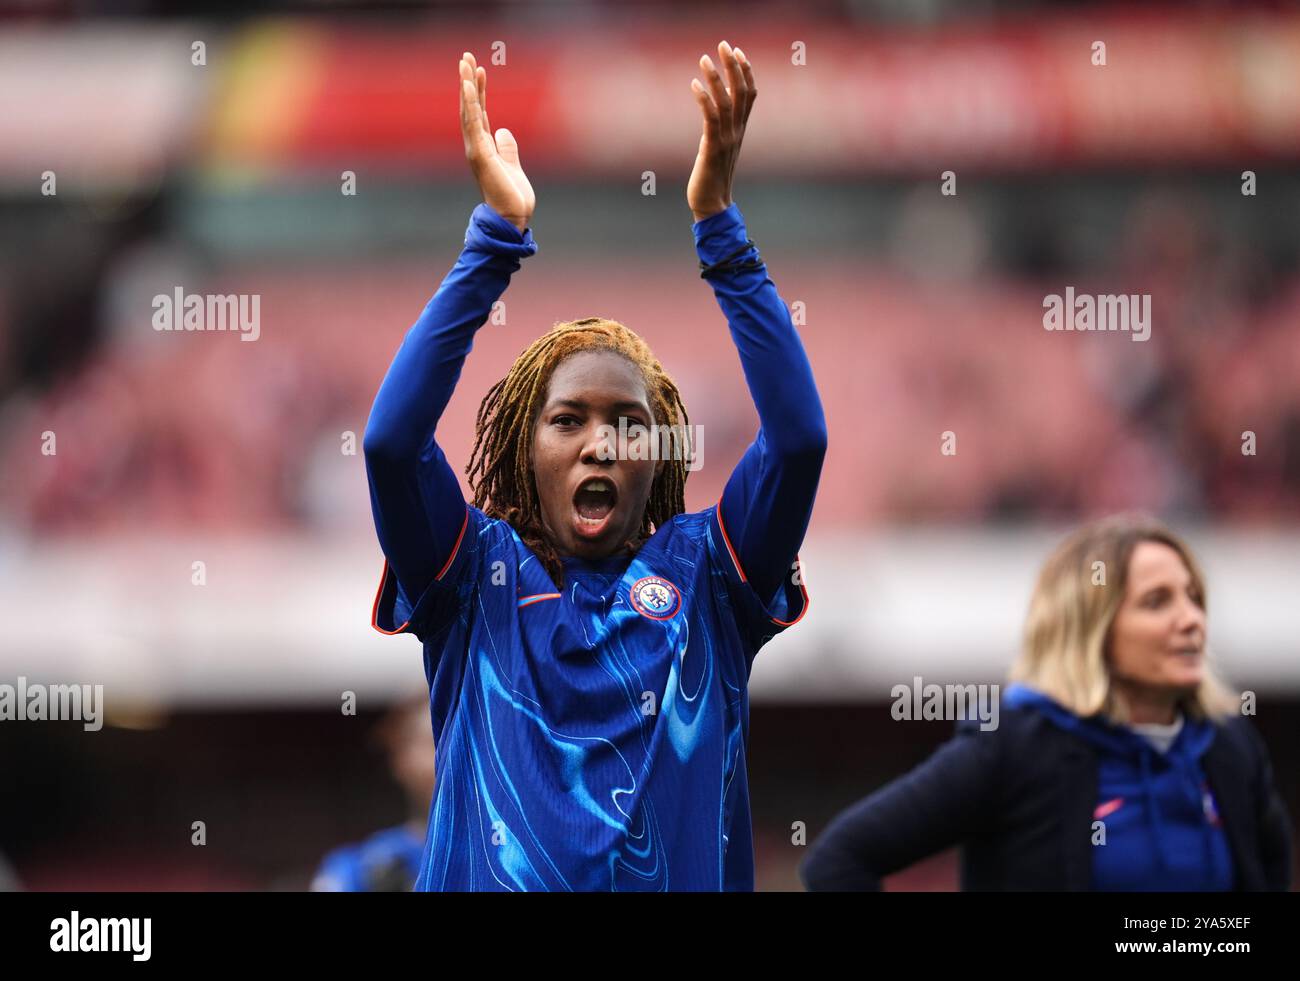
xmin=687 ymin=40 xmax=756 ymax=222
xmin=459 ymin=52 xmax=535 ymax=233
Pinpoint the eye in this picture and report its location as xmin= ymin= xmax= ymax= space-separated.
xmin=553 ymin=414 xmax=581 ymax=427
xmin=1142 ymin=589 xmax=1169 ymax=609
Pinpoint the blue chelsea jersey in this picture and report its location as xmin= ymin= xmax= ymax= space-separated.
xmin=371 ymin=502 xmax=808 ymax=891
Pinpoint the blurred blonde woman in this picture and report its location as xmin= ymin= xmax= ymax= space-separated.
xmin=803 ymin=514 xmax=1292 ymax=891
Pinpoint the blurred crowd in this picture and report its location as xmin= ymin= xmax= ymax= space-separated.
xmin=1 ymin=181 xmax=1298 ymax=537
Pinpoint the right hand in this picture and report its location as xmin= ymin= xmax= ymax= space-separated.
xmin=459 ymin=52 xmax=535 ymax=234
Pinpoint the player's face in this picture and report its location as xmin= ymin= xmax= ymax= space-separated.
xmin=531 ymin=350 xmax=662 ymax=562
xmin=1106 ymin=541 xmax=1207 ymax=697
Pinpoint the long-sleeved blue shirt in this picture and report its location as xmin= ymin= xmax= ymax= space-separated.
xmin=1005 ymin=685 xmax=1233 ymax=891
xmin=364 ymin=202 xmax=826 ymax=890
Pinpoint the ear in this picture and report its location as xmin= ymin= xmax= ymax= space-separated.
xmin=654 ymin=457 xmax=665 ymax=480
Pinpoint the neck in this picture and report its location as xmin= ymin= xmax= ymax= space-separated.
xmin=1115 ymin=682 xmax=1180 ymax=725
xmin=559 ymin=538 xmax=638 ymax=564
xmin=562 ymin=549 xmax=627 ymax=566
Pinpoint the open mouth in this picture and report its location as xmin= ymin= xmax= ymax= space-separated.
xmin=572 ymin=476 xmax=618 ymax=538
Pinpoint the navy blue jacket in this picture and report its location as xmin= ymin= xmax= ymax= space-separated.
xmin=801 ymin=702 xmax=1292 ymax=891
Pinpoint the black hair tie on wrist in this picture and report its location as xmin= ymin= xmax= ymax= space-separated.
xmin=699 ymin=238 xmax=761 ymax=278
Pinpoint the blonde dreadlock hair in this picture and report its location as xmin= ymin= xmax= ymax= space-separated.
xmin=465 ymin=317 xmax=691 ymax=588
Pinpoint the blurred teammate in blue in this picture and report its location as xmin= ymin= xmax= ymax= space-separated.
xmin=802 ymin=516 xmax=1292 ymax=891
xmin=311 ymin=695 xmax=435 ymax=892
xmin=362 ymin=42 xmax=825 ymax=890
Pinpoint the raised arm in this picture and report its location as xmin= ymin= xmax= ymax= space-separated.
xmin=363 ymin=52 xmax=537 ymax=607
xmin=688 ymin=42 xmax=827 ymax=608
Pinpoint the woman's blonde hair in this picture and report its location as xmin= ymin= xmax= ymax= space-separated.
xmin=1008 ymin=513 xmax=1238 ymax=723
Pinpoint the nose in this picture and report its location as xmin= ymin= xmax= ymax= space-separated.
xmin=580 ymin=422 xmax=617 ymax=466
xmin=1175 ymin=593 xmax=1205 ymax=639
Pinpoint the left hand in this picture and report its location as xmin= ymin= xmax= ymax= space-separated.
xmin=687 ymin=40 xmax=756 ymax=223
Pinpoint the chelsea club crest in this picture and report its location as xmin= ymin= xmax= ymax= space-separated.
xmin=630 ymin=575 xmax=682 ymax=620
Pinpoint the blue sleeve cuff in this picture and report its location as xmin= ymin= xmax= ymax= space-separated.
xmin=465 ymin=203 xmax=538 ymax=258
xmin=692 ymin=202 xmax=755 ymax=267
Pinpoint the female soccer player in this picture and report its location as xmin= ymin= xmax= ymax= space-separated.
xmin=363 ymin=42 xmax=825 ymax=891
xmin=802 ymin=515 xmax=1292 ymax=891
